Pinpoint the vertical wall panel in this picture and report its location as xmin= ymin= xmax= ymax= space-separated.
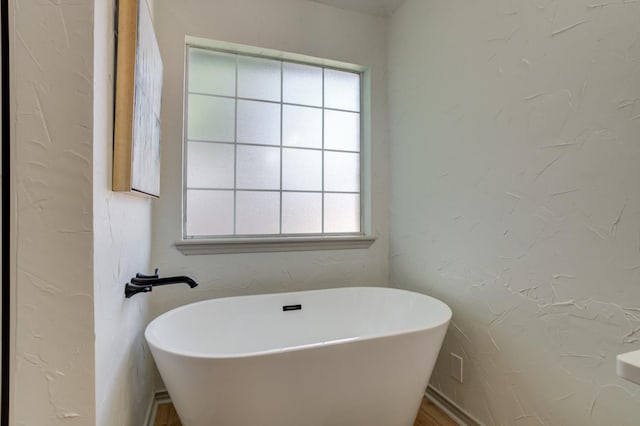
xmin=93 ymin=0 xmax=154 ymax=425
xmin=12 ymin=0 xmax=96 ymax=423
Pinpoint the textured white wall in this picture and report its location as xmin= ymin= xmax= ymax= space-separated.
xmin=389 ymin=1 xmax=640 ymax=425
xmin=12 ymin=0 xmax=96 ymax=424
xmin=150 ymin=0 xmax=390 ymax=318
xmin=93 ymin=0 xmax=155 ymax=425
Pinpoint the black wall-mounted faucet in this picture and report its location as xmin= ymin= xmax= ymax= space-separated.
xmin=125 ymin=269 xmax=198 ymax=298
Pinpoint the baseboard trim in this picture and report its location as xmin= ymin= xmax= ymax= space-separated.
xmin=425 ymin=385 xmax=483 ymax=426
xmin=145 ymin=390 xmax=171 ymax=426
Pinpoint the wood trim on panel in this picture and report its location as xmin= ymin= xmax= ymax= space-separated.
xmin=113 ymin=0 xmax=138 ymax=192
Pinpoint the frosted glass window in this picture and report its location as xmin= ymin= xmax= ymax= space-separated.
xmin=188 ymin=48 xmax=236 ymax=96
xmin=236 ymin=145 xmax=280 ymax=190
xmin=324 ymin=110 xmax=360 ymax=152
xmin=282 ymin=148 xmax=322 ymax=191
xmin=324 ymin=69 xmax=360 ymax=112
xmin=188 ymin=95 xmax=235 ymax=142
xmin=324 ymin=152 xmax=360 ymax=193
xmin=184 ymin=45 xmax=365 ymax=239
xmin=187 ymin=142 xmax=234 ymax=188
xmin=283 ymin=105 xmax=322 ymax=149
xmin=282 ymin=193 xmax=322 ymax=234
xmin=283 ymin=62 xmax=322 ymax=106
xmin=238 ymin=56 xmax=281 ymax=101
xmin=324 ymin=193 xmax=360 ymax=233
xmin=186 ymin=190 xmax=234 ymax=236
xmin=236 ymin=192 xmax=280 ymax=235
xmin=237 ymin=100 xmax=280 ymax=145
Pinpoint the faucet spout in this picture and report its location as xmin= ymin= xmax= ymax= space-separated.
xmin=131 ymin=275 xmax=198 ymax=288
xmin=125 ymin=270 xmax=199 ymax=298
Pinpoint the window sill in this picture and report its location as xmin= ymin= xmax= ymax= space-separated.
xmin=175 ymin=236 xmax=377 ymax=255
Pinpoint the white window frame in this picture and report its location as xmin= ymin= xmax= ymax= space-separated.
xmin=175 ymin=37 xmax=376 ymax=255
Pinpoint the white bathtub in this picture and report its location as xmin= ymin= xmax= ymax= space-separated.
xmin=145 ymin=287 xmax=452 ymax=426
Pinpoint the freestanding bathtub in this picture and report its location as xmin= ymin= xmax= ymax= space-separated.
xmin=145 ymin=287 xmax=452 ymax=426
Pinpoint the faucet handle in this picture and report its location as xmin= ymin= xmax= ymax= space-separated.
xmin=124 ymin=282 xmax=153 ymax=298
xmin=136 ymin=268 xmax=159 ymax=279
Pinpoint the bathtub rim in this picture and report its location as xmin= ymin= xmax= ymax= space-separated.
xmin=145 ymin=286 xmax=452 ymax=360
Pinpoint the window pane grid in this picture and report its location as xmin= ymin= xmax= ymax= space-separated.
xmin=233 ymin=54 xmax=239 ymax=235
xmin=186 ymin=92 xmax=361 ymax=114
xmin=186 ymin=188 xmax=361 ymax=195
xmin=321 ymin=68 xmax=325 ymax=233
xmin=184 ymin=46 xmax=363 ymax=238
xmin=279 ymin=61 xmax=284 ymax=234
xmin=187 ymin=91 xmax=360 ymax=114
xmin=182 ymin=57 xmax=190 ymax=237
xmin=187 ymin=140 xmax=359 ymax=155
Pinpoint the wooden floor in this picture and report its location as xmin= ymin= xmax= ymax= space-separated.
xmin=153 ymin=397 xmax=456 ymax=426
xmin=414 ymin=397 xmax=458 ymax=426
xmin=154 ymin=402 xmax=181 ymax=426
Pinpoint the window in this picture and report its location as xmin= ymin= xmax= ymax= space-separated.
xmin=178 ymin=42 xmax=374 ymax=253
